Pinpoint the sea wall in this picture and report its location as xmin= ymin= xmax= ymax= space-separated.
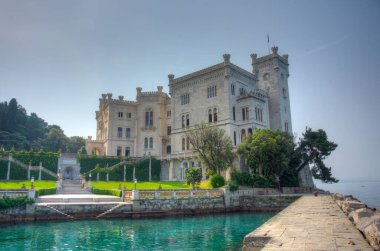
xmin=239 ymin=195 xmax=301 ymax=212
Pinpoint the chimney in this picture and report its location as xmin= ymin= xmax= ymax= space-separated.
xmin=223 ymin=54 xmax=231 ymax=65
xmin=250 ymin=53 xmax=257 ymax=74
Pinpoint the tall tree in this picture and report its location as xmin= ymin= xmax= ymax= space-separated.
xmin=66 ymin=136 xmax=86 ymax=153
xmin=185 ymin=123 xmax=235 ymax=174
xmin=42 ymin=126 xmax=68 ymax=152
xmin=294 ymin=128 xmax=338 ymax=183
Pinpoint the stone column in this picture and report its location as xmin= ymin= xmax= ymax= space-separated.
xmin=97 ymin=173 xmax=99 ymax=181
xmin=106 ymin=173 xmax=109 ymax=182
xmin=123 ymin=165 xmax=126 ymax=182
xmin=28 ymin=161 xmax=31 ymax=180
xmin=38 ymin=162 xmax=42 ymax=180
xmin=6 ymin=156 xmax=11 ymax=180
xmin=28 ymin=189 xmax=35 ymax=200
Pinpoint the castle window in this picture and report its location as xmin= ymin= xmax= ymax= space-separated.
xmin=118 ymin=112 xmax=123 ymax=118
xmin=182 ymin=138 xmax=186 ymax=151
xmin=166 ymin=145 xmax=171 ymax=154
xmin=186 ymin=137 xmax=190 ymax=150
xmin=144 ymin=138 xmax=148 ymax=149
xmin=181 ymin=93 xmax=190 ymax=105
xmin=125 ymin=147 xmax=130 ymax=157
xmin=232 ymin=106 xmax=236 ymax=121
xmin=263 ymin=73 xmax=270 ymax=80
xmin=248 ymin=128 xmax=253 ymax=134
xmin=117 ymin=127 xmax=122 ymax=138
xmin=213 ymin=108 xmax=217 ymax=122
xmin=283 ymin=88 xmax=287 ymax=98
xmin=231 ymin=84 xmax=235 ymax=95
xmin=186 ymin=114 xmax=190 ymax=127
xmin=126 ymin=128 xmax=131 ymax=138
xmin=208 ymin=109 xmax=212 ymax=123
xmin=255 ymin=107 xmax=263 ymax=122
xmin=239 ymin=88 xmax=246 ymax=95
xmin=207 ymin=85 xmax=217 ymax=98
xmin=285 ymin=122 xmax=289 ymax=132
xmin=182 ymin=115 xmax=185 ymax=128
xmin=242 ymin=107 xmax=249 ymax=121
xmin=145 ymin=110 xmax=154 ymax=127
xmin=241 ymin=129 xmax=246 ymax=142
xmin=117 ymin=146 xmax=122 ymax=156
xmin=149 ymin=137 xmax=153 ymax=148
xmin=233 ymin=131 xmax=237 ymax=146
xmin=126 ymin=113 xmax=132 ymax=119
xmin=167 ymin=126 xmax=171 ymax=135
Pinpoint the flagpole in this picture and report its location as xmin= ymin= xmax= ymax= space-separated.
xmin=267 ymin=34 xmax=270 ymax=54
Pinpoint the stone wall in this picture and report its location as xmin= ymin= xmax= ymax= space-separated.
xmin=137 ymin=197 xmax=225 ymax=212
xmin=239 ymin=195 xmax=301 ymax=212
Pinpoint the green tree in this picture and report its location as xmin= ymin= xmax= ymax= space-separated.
xmin=185 ymin=123 xmax=235 ymax=174
xmin=238 ymin=129 xmax=294 ymax=187
xmin=42 ymin=126 xmax=68 ymax=152
xmin=294 ymin=128 xmax=338 ymax=183
xmin=185 ymin=167 xmax=202 ymax=190
xmin=66 ymin=136 xmax=86 ymax=153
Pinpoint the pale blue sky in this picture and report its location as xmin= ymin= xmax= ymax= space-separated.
xmin=0 ymin=0 xmax=379 ymax=180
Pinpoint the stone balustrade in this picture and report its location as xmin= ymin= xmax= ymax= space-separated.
xmin=123 ymin=189 xmax=223 ymax=201
xmin=0 ymin=189 xmax=34 ymax=199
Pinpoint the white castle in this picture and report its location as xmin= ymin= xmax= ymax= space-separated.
xmin=86 ymin=47 xmax=312 ymax=184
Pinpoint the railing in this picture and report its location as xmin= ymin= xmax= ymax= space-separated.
xmin=123 ymin=189 xmax=224 ymax=201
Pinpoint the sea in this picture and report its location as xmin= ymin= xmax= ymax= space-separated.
xmin=315 ymin=179 xmax=380 ymax=210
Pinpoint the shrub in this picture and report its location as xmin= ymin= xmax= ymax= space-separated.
xmin=92 ymin=188 xmax=122 ymax=197
xmin=0 ymin=197 xmax=34 ymax=211
xmin=35 ymin=188 xmax=56 ymax=197
xmin=228 ymin=181 xmax=239 ymax=192
xmin=210 ymin=174 xmax=225 ymax=188
xmin=231 ymin=172 xmax=253 ymax=187
xmin=231 ymin=171 xmax=273 ymax=188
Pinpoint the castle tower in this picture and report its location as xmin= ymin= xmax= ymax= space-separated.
xmin=252 ymin=46 xmax=292 ymax=133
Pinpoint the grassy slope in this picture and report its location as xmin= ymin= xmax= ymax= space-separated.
xmin=0 ymin=180 xmax=56 ymax=189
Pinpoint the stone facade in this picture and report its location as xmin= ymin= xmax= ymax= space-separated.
xmin=86 ymin=47 xmax=310 ymax=183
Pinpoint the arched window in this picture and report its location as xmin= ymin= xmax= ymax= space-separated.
xmin=144 ymin=138 xmax=148 ymax=149
xmin=166 ymin=145 xmax=171 ymax=154
xmin=232 ymin=106 xmax=236 ymax=121
xmin=213 ymin=108 xmax=217 ymax=122
xmin=149 ymin=137 xmax=153 ymax=148
xmin=182 ymin=115 xmax=185 ymax=128
xmin=208 ymin=109 xmax=212 ymax=123
xmin=248 ymin=128 xmax=253 ymax=134
xmin=186 ymin=137 xmax=190 ymax=150
xmin=233 ymin=131 xmax=237 ymax=146
xmin=231 ymin=84 xmax=235 ymax=95
xmin=145 ymin=110 xmax=154 ymax=127
xmin=182 ymin=138 xmax=186 ymax=151
xmin=186 ymin=114 xmax=190 ymax=127
xmin=241 ymin=129 xmax=246 ymax=142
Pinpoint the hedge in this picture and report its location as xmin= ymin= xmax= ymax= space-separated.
xmin=92 ymin=188 xmax=122 ymax=197
xmin=35 ymin=188 xmax=57 ymax=197
xmin=80 ymin=157 xmax=161 ymax=182
xmin=77 ymin=155 xmax=123 ymax=174
xmin=0 ymin=196 xmax=35 ymax=211
xmin=0 ymin=150 xmax=59 ymax=180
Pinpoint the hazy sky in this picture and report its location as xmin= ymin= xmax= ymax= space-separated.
xmin=1 ymin=0 xmax=379 ymax=180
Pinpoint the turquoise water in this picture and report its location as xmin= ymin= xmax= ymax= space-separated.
xmin=0 ymin=212 xmax=274 ymax=250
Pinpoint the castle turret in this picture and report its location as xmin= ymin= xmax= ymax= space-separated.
xmin=253 ymin=47 xmax=292 ymax=133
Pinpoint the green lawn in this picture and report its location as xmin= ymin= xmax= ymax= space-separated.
xmin=0 ymin=180 xmax=56 ymax=190
xmin=91 ymin=181 xmax=211 ymax=190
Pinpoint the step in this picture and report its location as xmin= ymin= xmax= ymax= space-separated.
xmin=36 ymin=194 xmax=122 ymax=203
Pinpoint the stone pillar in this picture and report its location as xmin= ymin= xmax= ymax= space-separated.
xmin=132 ymin=190 xmax=139 ymax=200
xmin=169 ymin=161 xmax=174 ymax=181
xmin=106 ymin=173 xmax=109 ymax=182
xmin=28 ymin=162 xmax=31 ymax=180
xmin=6 ymin=156 xmax=11 ymax=180
xmin=28 ymin=189 xmax=35 ymax=200
xmin=97 ymin=173 xmax=99 ymax=181
xmin=38 ymin=162 xmax=42 ymax=180
xmin=123 ymin=165 xmax=126 ymax=182
xmin=250 ymin=53 xmax=257 ymax=75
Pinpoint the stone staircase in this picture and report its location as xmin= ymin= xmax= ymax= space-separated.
xmin=60 ymin=180 xmax=90 ymax=194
